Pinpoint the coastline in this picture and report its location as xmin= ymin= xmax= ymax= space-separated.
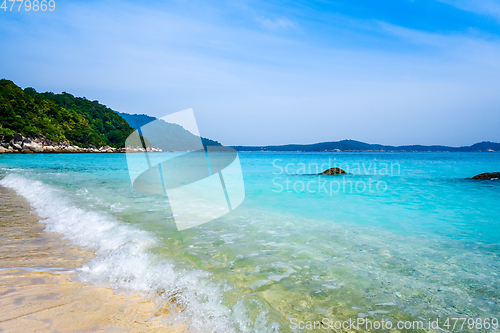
xmin=0 ymin=132 xmax=162 ymax=154
xmin=0 ymin=184 xmax=182 ymax=332
xmin=0 ymin=145 xmax=161 ymax=154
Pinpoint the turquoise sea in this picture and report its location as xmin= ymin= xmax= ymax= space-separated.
xmin=1 ymin=152 xmax=499 ymax=332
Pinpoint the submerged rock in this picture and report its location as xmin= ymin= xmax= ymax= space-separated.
xmin=319 ymin=167 xmax=346 ymax=175
xmin=472 ymin=172 xmax=500 ymax=180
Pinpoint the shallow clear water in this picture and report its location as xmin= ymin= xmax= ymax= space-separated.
xmin=1 ymin=152 xmax=499 ymax=332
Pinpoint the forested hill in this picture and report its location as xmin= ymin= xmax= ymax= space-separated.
xmin=233 ymin=139 xmax=500 ymax=152
xmin=116 ymin=112 xmax=222 ymax=151
xmin=0 ymin=79 xmax=135 ymax=148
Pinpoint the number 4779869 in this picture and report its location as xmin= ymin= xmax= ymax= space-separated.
xmin=1 ymin=0 xmax=55 ymax=11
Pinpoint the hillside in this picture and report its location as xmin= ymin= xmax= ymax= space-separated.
xmin=116 ymin=112 xmax=221 ymax=151
xmin=232 ymin=139 xmax=500 ymax=152
xmin=0 ymin=79 xmax=135 ymax=148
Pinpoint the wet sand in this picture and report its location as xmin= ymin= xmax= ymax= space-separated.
xmin=0 ymin=184 xmax=183 ymax=333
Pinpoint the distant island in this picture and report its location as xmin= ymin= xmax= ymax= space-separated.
xmin=232 ymin=140 xmax=500 ymax=152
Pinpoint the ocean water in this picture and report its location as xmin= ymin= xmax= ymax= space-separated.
xmin=0 ymin=152 xmax=499 ymax=332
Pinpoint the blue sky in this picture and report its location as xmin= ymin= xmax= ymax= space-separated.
xmin=1 ymin=0 xmax=500 ymax=146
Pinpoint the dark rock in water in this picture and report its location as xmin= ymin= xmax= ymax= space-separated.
xmin=472 ymin=172 xmax=500 ymax=180
xmin=319 ymin=167 xmax=346 ymax=175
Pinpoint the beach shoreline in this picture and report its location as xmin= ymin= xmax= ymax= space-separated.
xmin=0 ymin=184 xmax=182 ymax=333
xmin=0 ymin=132 xmax=163 ymax=154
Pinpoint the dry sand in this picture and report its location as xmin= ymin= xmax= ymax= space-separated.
xmin=0 ymin=184 xmax=184 ymax=333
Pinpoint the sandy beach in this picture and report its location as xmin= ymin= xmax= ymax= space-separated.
xmin=0 ymin=184 xmax=183 ymax=333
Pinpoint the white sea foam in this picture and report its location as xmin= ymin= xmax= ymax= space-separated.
xmin=0 ymin=173 xmax=279 ymax=332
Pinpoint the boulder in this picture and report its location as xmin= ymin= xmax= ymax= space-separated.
xmin=11 ymin=141 xmax=22 ymax=151
xmin=37 ymin=135 xmax=53 ymax=146
xmin=22 ymin=142 xmax=43 ymax=153
xmin=13 ymin=133 xmax=23 ymax=142
xmin=319 ymin=167 xmax=346 ymax=175
xmin=43 ymin=145 xmax=55 ymax=153
xmin=472 ymin=172 xmax=500 ymax=180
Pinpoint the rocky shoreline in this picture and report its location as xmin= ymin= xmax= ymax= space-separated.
xmin=0 ymin=133 xmax=162 ymax=154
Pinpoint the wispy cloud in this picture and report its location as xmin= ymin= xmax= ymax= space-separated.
xmin=438 ymin=0 xmax=500 ymax=21
xmin=257 ymin=17 xmax=296 ymax=30
xmin=377 ymin=20 xmax=472 ymax=48
xmin=377 ymin=20 xmax=500 ymax=66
